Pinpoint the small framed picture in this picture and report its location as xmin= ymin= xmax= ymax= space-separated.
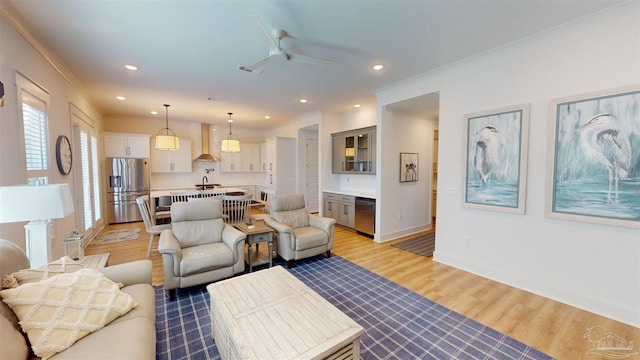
xmin=400 ymin=152 xmax=418 ymax=182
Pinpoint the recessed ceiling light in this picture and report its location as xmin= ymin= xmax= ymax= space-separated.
xmin=116 ymin=96 xmax=126 ymax=101
xmin=299 ymin=98 xmax=308 ymax=103
xmin=265 ymin=115 xmax=271 ymax=119
xmin=150 ymin=111 xmax=158 ymax=115
xmin=353 ymin=104 xmax=361 ymax=108
xmin=372 ymin=64 xmax=384 ymax=71
xmin=124 ymin=64 xmax=138 ymax=71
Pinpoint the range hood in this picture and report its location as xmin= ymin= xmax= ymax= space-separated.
xmin=194 ymin=123 xmax=220 ymax=162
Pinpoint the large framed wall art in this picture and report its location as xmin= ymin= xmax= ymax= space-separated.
xmin=546 ymin=86 xmax=640 ymax=228
xmin=462 ymin=104 xmax=530 ymax=214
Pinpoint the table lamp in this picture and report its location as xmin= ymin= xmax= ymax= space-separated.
xmin=0 ymin=184 xmax=75 ymax=267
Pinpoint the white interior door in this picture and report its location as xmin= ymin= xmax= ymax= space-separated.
xmin=305 ymin=138 xmax=319 ymax=213
xmin=71 ymin=105 xmax=101 ymax=242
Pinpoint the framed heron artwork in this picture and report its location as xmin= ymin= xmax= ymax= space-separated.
xmin=546 ymin=86 xmax=640 ymax=228
xmin=462 ymin=104 xmax=530 ymax=214
xmin=400 ymin=152 xmax=418 ymax=182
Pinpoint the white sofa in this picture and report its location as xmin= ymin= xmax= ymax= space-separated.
xmin=0 ymin=239 xmax=156 ymax=359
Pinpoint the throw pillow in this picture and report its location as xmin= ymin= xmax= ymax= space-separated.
xmin=0 ymin=268 xmax=137 ymax=360
xmin=2 ymin=256 xmax=85 ymax=289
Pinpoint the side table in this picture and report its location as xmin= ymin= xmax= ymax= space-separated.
xmin=234 ymin=222 xmax=274 ymax=272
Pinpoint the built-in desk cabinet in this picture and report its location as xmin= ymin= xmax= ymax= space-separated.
xmin=323 ymin=192 xmax=355 ymax=229
xmin=103 ymin=132 xmax=150 ymax=158
xmin=332 ymin=126 xmax=376 ymax=174
xmin=151 ymin=139 xmax=192 ymax=173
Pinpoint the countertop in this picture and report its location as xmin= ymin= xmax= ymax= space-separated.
xmin=323 ymin=189 xmax=376 ymax=199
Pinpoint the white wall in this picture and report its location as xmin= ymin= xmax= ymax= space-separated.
xmin=377 ymin=110 xmax=434 ymax=241
xmin=0 ymin=11 xmax=103 ymax=256
xmin=376 ymin=3 xmax=640 ymax=326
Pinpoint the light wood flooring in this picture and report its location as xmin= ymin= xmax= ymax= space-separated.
xmin=86 ymin=218 xmax=639 ymax=360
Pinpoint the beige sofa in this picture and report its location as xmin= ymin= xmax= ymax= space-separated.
xmin=0 ymin=239 xmax=156 ymax=359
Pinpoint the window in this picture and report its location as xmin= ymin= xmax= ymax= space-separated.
xmin=16 ymin=73 xmax=51 ymax=185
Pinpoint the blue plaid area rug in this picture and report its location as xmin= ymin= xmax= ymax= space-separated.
xmin=155 ymin=256 xmax=554 ymax=360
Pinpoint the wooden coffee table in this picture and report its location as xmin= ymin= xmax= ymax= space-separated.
xmin=234 ymin=222 xmax=274 ymax=272
xmin=207 ymin=266 xmax=364 ymax=360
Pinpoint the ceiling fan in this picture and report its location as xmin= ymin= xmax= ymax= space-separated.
xmin=238 ymin=17 xmax=332 ymax=73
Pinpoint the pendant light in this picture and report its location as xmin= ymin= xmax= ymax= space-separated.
xmin=221 ymin=112 xmax=240 ymax=153
xmin=155 ymin=104 xmax=180 ymax=151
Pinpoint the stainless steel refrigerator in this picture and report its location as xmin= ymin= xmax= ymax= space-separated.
xmin=106 ymin=157 xmax=149 ymax=224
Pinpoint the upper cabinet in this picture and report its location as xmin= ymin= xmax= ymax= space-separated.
xmin=331 ymin=126 xmax=376 ymax=174
xmin=103 ymin=132 xmax=150 ymax=158
xmin=151 ymin=139 xmax=192 ymax=173
xmin=220 ymin=142 xmax=261 ymax=172
xmin=241 ymin=143 xmax=261 ymax=172
xmin=220 ymin=151 xmax=241 ymax=172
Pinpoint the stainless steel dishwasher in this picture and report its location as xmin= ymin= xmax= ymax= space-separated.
xmin=355 ymin=197 xmax=375 ymax=237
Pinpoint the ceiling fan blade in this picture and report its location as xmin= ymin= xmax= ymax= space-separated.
xmin=248 ymin=15 xmax=280 ymax=51
xmin=238 ymin=55 xmax=272 ymax=73
xmin=288 ymin=52 xmax=332 ymax=66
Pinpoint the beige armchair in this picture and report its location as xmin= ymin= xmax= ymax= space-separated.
xmin=264 ymin=193 xmax=336 ymax=268
xmin=158 ymin=199 xmax=246 ymax=300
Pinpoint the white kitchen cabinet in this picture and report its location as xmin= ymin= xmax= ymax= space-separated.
xmin=241 ymin=143 xmax=260 ymax=172
xmin=220 ymin=151 xmax=241 ymax=172
xmin=259 ymin=142 xmax=267 ymax=172
xmin=265 ymin=137 xmax=295 ymax=194
xmin=151 ymin=139 xmax=192 ymax=173
xmin=103 ymin=132 xmax=150 ymax=158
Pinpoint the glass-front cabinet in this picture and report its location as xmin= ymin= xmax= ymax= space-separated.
xmin=332 ymin=126 xmax=376 ymax=174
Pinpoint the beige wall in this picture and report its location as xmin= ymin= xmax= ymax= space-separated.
xmin=0 ymin=10 xmax=103 ymax=257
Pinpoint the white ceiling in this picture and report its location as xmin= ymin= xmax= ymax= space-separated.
xmin=4 ymin=1 xmax=621 ymax=129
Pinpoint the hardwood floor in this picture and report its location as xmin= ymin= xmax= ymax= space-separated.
xmin=86 ymin=219 xmax=639 ymax=360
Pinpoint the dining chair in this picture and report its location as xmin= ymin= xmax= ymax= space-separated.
xmin=222 ymin=194 xmax=253 ymax=225
xmin=136 ymin=195 xmax=172 ymax=258
xmin=200 ymin=189 xmax=226 ymax=199
xmin=170 ymin=191 xmax=200 ymax=203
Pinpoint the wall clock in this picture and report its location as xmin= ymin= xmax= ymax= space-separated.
xmin=56 ymin=135 xmax=72 ymax=175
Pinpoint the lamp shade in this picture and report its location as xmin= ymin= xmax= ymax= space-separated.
xmin=221 ymin=138 xmax=241 ymax=153
xmin=0 ymin=184 xmax=74 ymax=223
xmin=155 ymin=135 xmax=180 ymax=151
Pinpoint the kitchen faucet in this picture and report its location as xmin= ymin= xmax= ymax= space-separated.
xmin=202 ymin=176 xmax=208 ymax=188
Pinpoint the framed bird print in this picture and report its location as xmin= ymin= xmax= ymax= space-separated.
xmin=400 ymin=152 xmax=418 ymax=182
xmin=546 ymin=86 xmax=640 ymax=228
xmin=462 ymin=104 xmax=530 ymax=214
